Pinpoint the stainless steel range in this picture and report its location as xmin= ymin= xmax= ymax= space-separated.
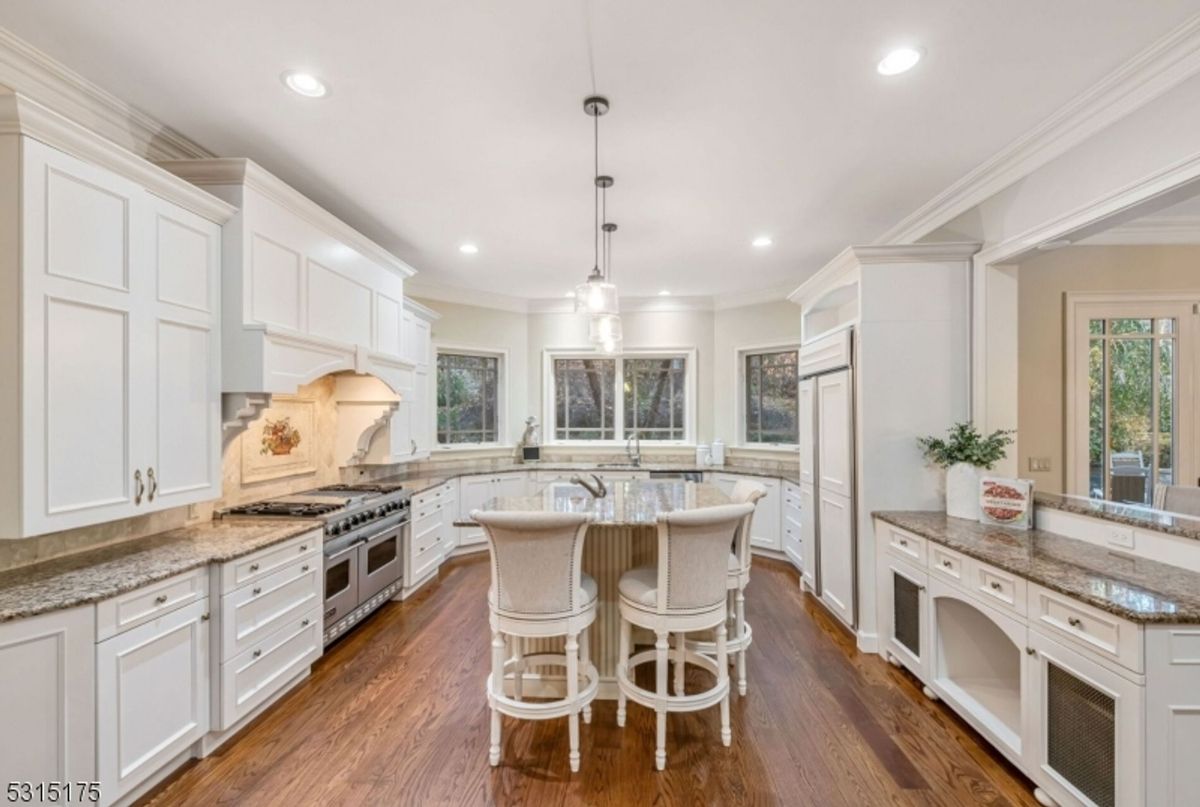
xmin=220 ymin=483 xmax=411 ymax=645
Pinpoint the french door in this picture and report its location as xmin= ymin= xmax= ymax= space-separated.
xmin=1067 ymin=294 xmax=1199 ymax=503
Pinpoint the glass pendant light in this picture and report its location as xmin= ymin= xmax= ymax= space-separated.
xmin=589 ymin=218 xmax=621 ymax=351
xmin=574 ymin=96 xmax=619 ymax=317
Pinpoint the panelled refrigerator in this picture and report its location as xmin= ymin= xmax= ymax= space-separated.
xmin=797 ymin=329 xmax=856 ymax=629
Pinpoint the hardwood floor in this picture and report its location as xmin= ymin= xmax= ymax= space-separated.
xmin=142 ymin=555 xmax=1039 ymax=806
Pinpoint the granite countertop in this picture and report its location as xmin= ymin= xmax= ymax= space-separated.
xmin=874 ymin=511 xmax=1200 ymax=624
xmin=372 ymin=460 xmax=800 ymax=497
xmin=1036 ymin=492 xmax=1200 ymax=542
xmin=0 ymin=519 xmax=319 ymax=623
xmin=457 ymin=480 xmax=732 ymax=527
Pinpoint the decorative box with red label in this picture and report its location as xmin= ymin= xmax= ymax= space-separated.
xmin=978 ymin=477 xmax=1034 ymax=529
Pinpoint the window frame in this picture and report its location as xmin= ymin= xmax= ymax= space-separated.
xmin=434 ymin=344 xmax=509 ymax=450
xmin=542 ymin=347 xmax=698 ymax=446
xmin=735 ymin=340 xmax=802 ymax=450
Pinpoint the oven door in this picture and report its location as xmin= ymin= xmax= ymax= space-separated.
xmin=358 ymin=521 xmax=405 ymax=603
xmin=324 ymin=538 xmax=360 ymax=629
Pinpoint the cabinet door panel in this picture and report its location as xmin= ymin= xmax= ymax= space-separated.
xmin=97 ymin=600 xmax=209 ymax=801
xmin=800 ymin=482 xmax=817 ymax=591
xmin=817 ymin=490 xmax=854 ymax=627
xmin=749 ymin=478 xmax=781 ymax=551
xmin=458 ymin=476 xmax=495 ymax=546
xmin=0 ymin=606 xmax=95 ymax=783
xmin=148 ymin=198 xmax=220 ymax=509
xmin=798 ymin=378 xmax=815 ymax=486
xmin=817 ymin=370 xmax=853 ymax=498
xmin=411 ymin=368 xmax=431 ymax=456
xmin=22 ymin=140 xmax=143 ymax=535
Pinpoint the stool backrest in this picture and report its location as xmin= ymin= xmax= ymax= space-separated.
xmin=729 ymin=480 xmax=767 ymax=570
xmin=656 ymin=503 xmax=755 ymax=613
xmin=472 ymin=510 xmax=590 ymax=615
xmin=1154 ymin=484 xmax=1200 ymax=518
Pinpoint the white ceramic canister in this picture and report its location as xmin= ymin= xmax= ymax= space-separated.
xmin=710 ymin=439 xmax=726 ymax=466
xmin=696 ymin=444 xmax=711 ymax=466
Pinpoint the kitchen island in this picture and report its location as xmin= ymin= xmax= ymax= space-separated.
xmin=460 ymin=479 xmax=731 ymax=699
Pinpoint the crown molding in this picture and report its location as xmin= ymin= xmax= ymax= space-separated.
xmin=0 ymin=25 xmax=211 ymax=161
xmin=876 ymin=12 xmax=1200 ymax=245
xmin=711 ymin=283 xmax=796 ymax=310
xmin=0 ymin=89 xmax=235 ymax=223
xmin=788 ymin=242 xmax=981 ymax=303
xmin=405 ymin=279 xmax=531 ymax=313
xmin=158 ymin=158 xmax=416 ymax=278
xmin=402 ymin=297 xmax=442 ymax=321
xmin=1078 ymin=214 xmax=1200 ymax=245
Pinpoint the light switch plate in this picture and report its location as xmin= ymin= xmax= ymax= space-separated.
xmin=1028 ymin=457 xmax=1052 ymax=472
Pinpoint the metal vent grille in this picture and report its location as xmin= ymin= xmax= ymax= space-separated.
xmin=1047 ymin=662 xmax=1115 ymax=807
xmin=892 ymin=573 xmax=920 ymax=657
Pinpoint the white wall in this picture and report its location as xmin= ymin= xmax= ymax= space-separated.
xmin=1016 ymin=245 xmax=1200 ymax=493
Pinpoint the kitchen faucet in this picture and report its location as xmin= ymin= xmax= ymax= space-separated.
xmin=626 ymin=430 xmax=642 ymax=467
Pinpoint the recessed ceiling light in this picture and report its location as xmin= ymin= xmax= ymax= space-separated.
xmin=458 ymin=243 xmax=479 ymax=255
xmin=282 ymin=70 xmax=328 ymax=98
xmin=752 ymin=236 xmax=773 ymax=248
xmin=658 ymin=290 xmax=671 ymax=296
xmin=877 ymin=48 xmax=922 ymax=76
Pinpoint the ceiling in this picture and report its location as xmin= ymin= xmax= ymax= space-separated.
xmin=2 ymin=1 xmax=1198 ymax=300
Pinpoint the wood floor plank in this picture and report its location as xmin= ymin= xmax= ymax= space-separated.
xmin=140 ymin=555 xmax=1041 ymax=807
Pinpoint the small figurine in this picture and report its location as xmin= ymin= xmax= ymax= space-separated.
xmin=519 ymin=416 xmax=540 ymax=448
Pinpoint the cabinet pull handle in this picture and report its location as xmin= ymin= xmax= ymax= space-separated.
xmin=411 ymin=439 xmax=417 ymax=454
xmin=201 ymin=612 xmax=210 ymax=622
xmin=942 ymin=560 xmax=953 ymax=568
xmin=253 ymin=649 xmax=262 ymax=658
xmin=989 ymin=581 xmax=1002 ymax=591
xmin=898 ymin=539 xmax=908 ymax=547
xmin=302 ymin=619 xmax=310 ymax=627
xmin=253 ymin=587 xmax=262 ymax=595
xmin=1025 ymin=647 xmax=1036 ymax=656
xmin=154 ymin=594 xmax=168 ymax=605
xmin=300 ymin=545 xmax=308 ymax=551
xmin=301 ymin=564 xmax=310 ymax=572
xmin=134 ymin=469 xmax=144 ymax=505
xmin=249 ymin=563 xmax=260 ymax=572
xmin=1067 ymin=616 xmax=1084 ymax=629
xmin=147 ymin=467 xmax=157 ymax=502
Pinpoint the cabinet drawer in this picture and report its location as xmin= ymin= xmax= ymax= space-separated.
xmin=410 ymin=537 xmax=443 ymax=584
xmin=221 ymin=531 xmax=321 ymax=594
xmin=413 ymin=508 xmax=441 ymax=539
xmin=219 ymin=606 xmax=322 ymax=728
xmin=96 ymin=566 xmax=209 ymax=640
xmin=883 ymin=524 xmax=926 ymax=564
xmin=414 ymin=518 xmax=442 ymax=554
xmin=411 ymin=487 xmax=442 ymax=509
xmin=928 ymin=544 xmax=966 ymax=584
xmin=221 ymin=556 xmax=322 ymax=659
xmin=1029 ymin=583 xmax=1142 ymax=673
xmin=967 ymin=559 xmax=1026 ymax=616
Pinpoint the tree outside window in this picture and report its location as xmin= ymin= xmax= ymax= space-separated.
xmin=437 ymin=353 xmax=499 ymax=444
xmin=744 ymin=349 xmax=799 ymax=444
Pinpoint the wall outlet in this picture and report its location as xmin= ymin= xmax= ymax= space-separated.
xmin=1028 ymin=457 xmax=1052 ymax=472
xmin=1106 ymin=525 xmax=1135 ymax=549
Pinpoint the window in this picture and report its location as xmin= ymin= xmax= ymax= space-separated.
xmin=549 ymin=351 xmax=694 ymax=443
xmin=554 ymin=358 xmax=616 ymax=440
xmin=437 ymin=352 xmax=499 ymax=444
xmin=743 ymin=348 xmax=799 ymax=445
xmin=624 ymin=358 xmax=686 ymax=440
xmin=1066 ymin=294 xmax=1197 ymax=503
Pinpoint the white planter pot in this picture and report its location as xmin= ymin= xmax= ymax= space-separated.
xmin=945 ymin=463 xmax=981 ymax=520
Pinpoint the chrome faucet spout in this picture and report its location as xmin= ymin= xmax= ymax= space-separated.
xmin=625 ymin=430 xmax=642 ymax=467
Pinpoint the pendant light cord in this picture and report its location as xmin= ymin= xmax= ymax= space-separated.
xmin=593 ymin=111 xmax=600 ymax=274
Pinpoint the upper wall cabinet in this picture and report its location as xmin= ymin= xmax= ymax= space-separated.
xmin=0 ymin=92 xmax=234 ymax=539
xmin=157 ymin=159 xmax=417 ymax=396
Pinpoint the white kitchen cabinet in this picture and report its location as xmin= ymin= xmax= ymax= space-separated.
xmin=402 ymin=302 xmax=434 ymax=369
xmin=96 ymin=597 xmax=210 ymax=804
xmin=458 ymin=472 xmax=529 ymax=547
xmin=708 ymin=472 xmax=782 ymax=552
xmin=0 ymin=606 xmax=96 ymax=785
xmin=799 ymin=482 xmax=817 ymax=591
xmin=411 ymin=368 xmax=433 ymax=459
xmin=816 ymin=371 xmax=853 ymax=499
xmin=817 ymin=488 xmax=854 ymax=627
xmin=781 ymin=482 xmax=804 ymax=571
xmin=159 ymin=158 xmax=416 ymax=395
xmin=1027 ymin=628 xmax=1143 ymax=807
xmin=798 ymin=379 xmax=815 ymax=486
xmin=883 ymin=554 xmax=929 ymax=682
xmin=1 ymin=134 xmax=229 ymax=539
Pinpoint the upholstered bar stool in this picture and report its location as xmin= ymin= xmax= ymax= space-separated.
xmin=615 ymin=503 xmax=755 ymax=770
xmin=688 ymin=479 xmax=766 ymax=696
xmin=472 ymin=510 xmax=600 ymax=772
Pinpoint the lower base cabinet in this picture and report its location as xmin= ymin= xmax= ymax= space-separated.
xmin=0 ymin=606 xmax=96 ymax=785
xmin=96 ymin=598 xmax=210 ymax=805
xmin=883 ymin=555 xmax=928 ymax=682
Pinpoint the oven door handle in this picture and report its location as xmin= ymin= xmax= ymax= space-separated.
xmin=356 ymin=520 xmax=404 ymax=547
xmin=325 ymin=541 xmax=361 ymax=562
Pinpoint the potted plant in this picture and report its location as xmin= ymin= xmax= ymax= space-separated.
xmin=918 ymin=423 xmax=1014 ymax=520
